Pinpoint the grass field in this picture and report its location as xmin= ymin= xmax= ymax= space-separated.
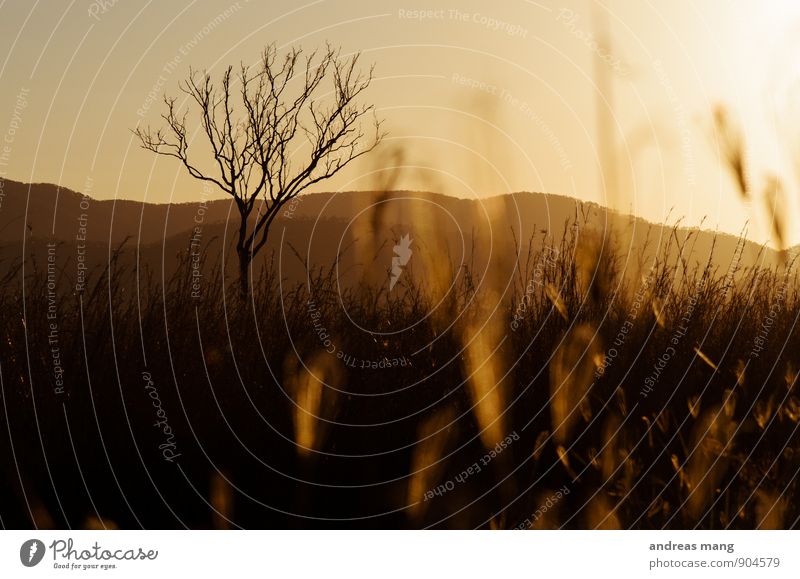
xmin=1 ymin=214 xmax=799 ymax=530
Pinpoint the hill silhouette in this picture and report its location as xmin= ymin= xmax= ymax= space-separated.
xmin=0 ymin=179 xmax=778 ymax=293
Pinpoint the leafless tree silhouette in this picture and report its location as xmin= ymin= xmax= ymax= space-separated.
xmin=135 ymin=43 xmax=383 ymax=296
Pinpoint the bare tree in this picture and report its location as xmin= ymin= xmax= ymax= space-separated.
xmin=135 ymin=43 xmax=383 ymax=296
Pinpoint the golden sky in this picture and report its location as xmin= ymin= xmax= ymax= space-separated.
xmin=1 ymin=0 xmax=800 ymax=244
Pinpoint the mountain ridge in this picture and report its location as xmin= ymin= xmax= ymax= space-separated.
xmin=0 ymin=179 xmax=783 ymax=293
xmin=0 ymin=178 xmax=769 ymax=250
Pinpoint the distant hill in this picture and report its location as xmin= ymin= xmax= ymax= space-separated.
xmin=0 ymin=179 xmax=781 ymax=294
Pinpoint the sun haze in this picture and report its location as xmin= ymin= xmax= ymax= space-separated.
xmin=1 ymin=0 xmax=799 ymax=243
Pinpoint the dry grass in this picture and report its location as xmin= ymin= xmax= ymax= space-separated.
xmin=1 ymin=212 xmax=799 ymax=530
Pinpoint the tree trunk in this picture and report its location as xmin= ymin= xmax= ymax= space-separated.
xmin=237 ymin=247 xmax=250 ymax=299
